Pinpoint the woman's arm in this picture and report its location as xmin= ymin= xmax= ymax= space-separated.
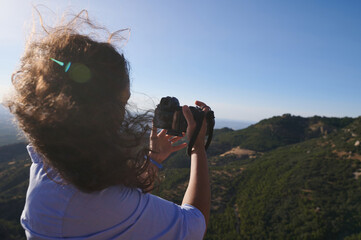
xmin=181 ymin=102 xmax=211 ymax=228
xmin=148 ymin=100 xmax=211 ymax=228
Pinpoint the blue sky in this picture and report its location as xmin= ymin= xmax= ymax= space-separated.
xmin=0 ymin=0 xmax=360 ymax=122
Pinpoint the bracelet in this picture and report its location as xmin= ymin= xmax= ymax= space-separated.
xmin=149 ymin=158 xmax=163 ymax=169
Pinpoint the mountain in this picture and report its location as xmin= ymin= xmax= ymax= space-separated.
xmin=214 ymin=118 xmax=253 ymax=130
xmin=213 ymin=114 xmax=354 ymax=152
xmin=207 ymin=117 xmax=361 ymax=239
xmin=163 ymin=114 xmax=354 ymax=169
xmin=0 ymin=106 xmax=24 ymax=147
xmin=0 ymin=143 xmax=29 ymax=240
xmin=0 ymin=114 xmax=360 ymax=239
xmin=156 ymin=115 xmax=361 ymax=239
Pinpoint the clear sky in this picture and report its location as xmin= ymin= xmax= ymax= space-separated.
xmin=0 ymin=0 xmax=360 ymax=122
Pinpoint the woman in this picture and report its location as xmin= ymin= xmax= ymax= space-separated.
xmin=5 ymin=11 xmax=211 ymax=240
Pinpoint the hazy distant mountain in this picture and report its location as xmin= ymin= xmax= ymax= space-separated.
xmin=0 ymin=106 xmax=24 ymax=147
xmin=215 ymin=118 xmax=254 ymax=130
xmin=1 ymin=114 xmax=361 ymax=239
xmin=0 ymin=105 xmax=11 ymax=120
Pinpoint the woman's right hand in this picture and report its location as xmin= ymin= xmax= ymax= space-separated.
xmin=182 ymin=101 xmax=210 ymax=151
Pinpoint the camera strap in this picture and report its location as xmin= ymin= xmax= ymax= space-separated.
xmin=187 ymin=110 xmax=215 ymax=156
xmin=205 ymin=111 xmax=215 ymax=150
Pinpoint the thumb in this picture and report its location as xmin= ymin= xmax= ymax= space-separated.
xmin=182 ymin=105 xmax=195 ymax=128
xmin=182 ymin=105 xmax=195 ymax=140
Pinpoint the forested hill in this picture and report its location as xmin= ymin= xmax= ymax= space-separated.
xmin=206 ymin=117 xmax=361 ymax=239
xmin=212 ymin=114 xmax=354 ymax=153
xmin=0 ymin=115 xmax=361 ymax=239
xmin=156 ymin=115 xmax=361 ymax=239
xmin=165 ymin=114 xmax=355 ymax=168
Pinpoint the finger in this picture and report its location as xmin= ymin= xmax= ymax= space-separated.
xmin=151 ymin=123 xmax=158 ymax=139
xmin=158 ymin=129 xmax=167 ymax=137
xmin=195 ymin=100 xmax=210 ymax=113
xmin=170 ymin=136 xmax=184 ymax=143
xmin=171 ymin=142 xmax=187 ymax=152
xmin=169 ymin=136 xmax=177 ymax=142
xmin=202 ymin=106 xmax=210 ymax=113
xmin=170 ymin=135 xmax=183 ymax=141
xmin=195 ymin=100 xmax=206 ymax=107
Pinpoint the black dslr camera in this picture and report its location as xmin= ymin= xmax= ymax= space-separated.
xmin=153 ymin=97 xmax=215 ymax=155
xmin=153 ymin=97 xmax=202 ymax=136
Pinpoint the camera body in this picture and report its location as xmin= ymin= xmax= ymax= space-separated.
xmin=153 ymin=97 xmax=206 ymax=136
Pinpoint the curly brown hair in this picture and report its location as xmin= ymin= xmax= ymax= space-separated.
xmin=4 ymin=10 xmax=156 ymax=193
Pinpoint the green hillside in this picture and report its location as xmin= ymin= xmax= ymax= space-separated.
xmin=164 ymin=114 xmax=354 ymax=169
xmin=208 ymin=119 xmax=361 ymax=239
xmin=0 ymin=143 xmax=29 ymax=240
xmin=213 ymin=114 xmax=354 ymax=152
xmin=0 ymin=115 xmax=360 ymax=239
xmin=156 ymin=115 xmax=361 ymax=239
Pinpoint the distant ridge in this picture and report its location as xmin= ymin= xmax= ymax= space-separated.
xmin=0 ymin=106 xmax=24 ymax=147
xmin=212 ymin=114 xmax=355 ymax=152
xmin=214 ymin=118 xmax=254 ymax=130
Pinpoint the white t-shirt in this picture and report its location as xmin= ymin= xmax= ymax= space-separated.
xmin=21 ymin=145 xmax=206 ymax=240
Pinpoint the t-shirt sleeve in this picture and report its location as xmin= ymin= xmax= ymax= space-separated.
xmin=136 ymin=193 xmax=206 ymax=240
xmin=178 ymin=203 xmax=207 ymax=239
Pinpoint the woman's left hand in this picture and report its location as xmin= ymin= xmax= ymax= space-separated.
xmin=149 ymin=124 xmax=187 ymax=164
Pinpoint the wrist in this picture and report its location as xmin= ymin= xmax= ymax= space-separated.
xmin=193 ymin=137 xmax=206 ymax=150
xmin=149 ymin=157 xmax=163 ymax=169
xmin=148 ymin=152 xmax=162 ymax=163
xmin=190 ymin=146 xmax=206 ymax=155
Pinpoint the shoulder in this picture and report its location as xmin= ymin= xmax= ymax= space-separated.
xmin=123 ymin=193 xmax=206 ymax=239
xmin=63 ymin=189 xmax=206 ymax=239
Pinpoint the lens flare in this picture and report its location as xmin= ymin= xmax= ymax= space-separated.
xmin=65 ymin=62 xmax=72 ymax=72
xmin=50 ymin=58 xmax=91 ymax=83
xmin=68 ymin=63 xmax=92 ymax=83
xmin=50 ymin=58 xmax=64 ymax=66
